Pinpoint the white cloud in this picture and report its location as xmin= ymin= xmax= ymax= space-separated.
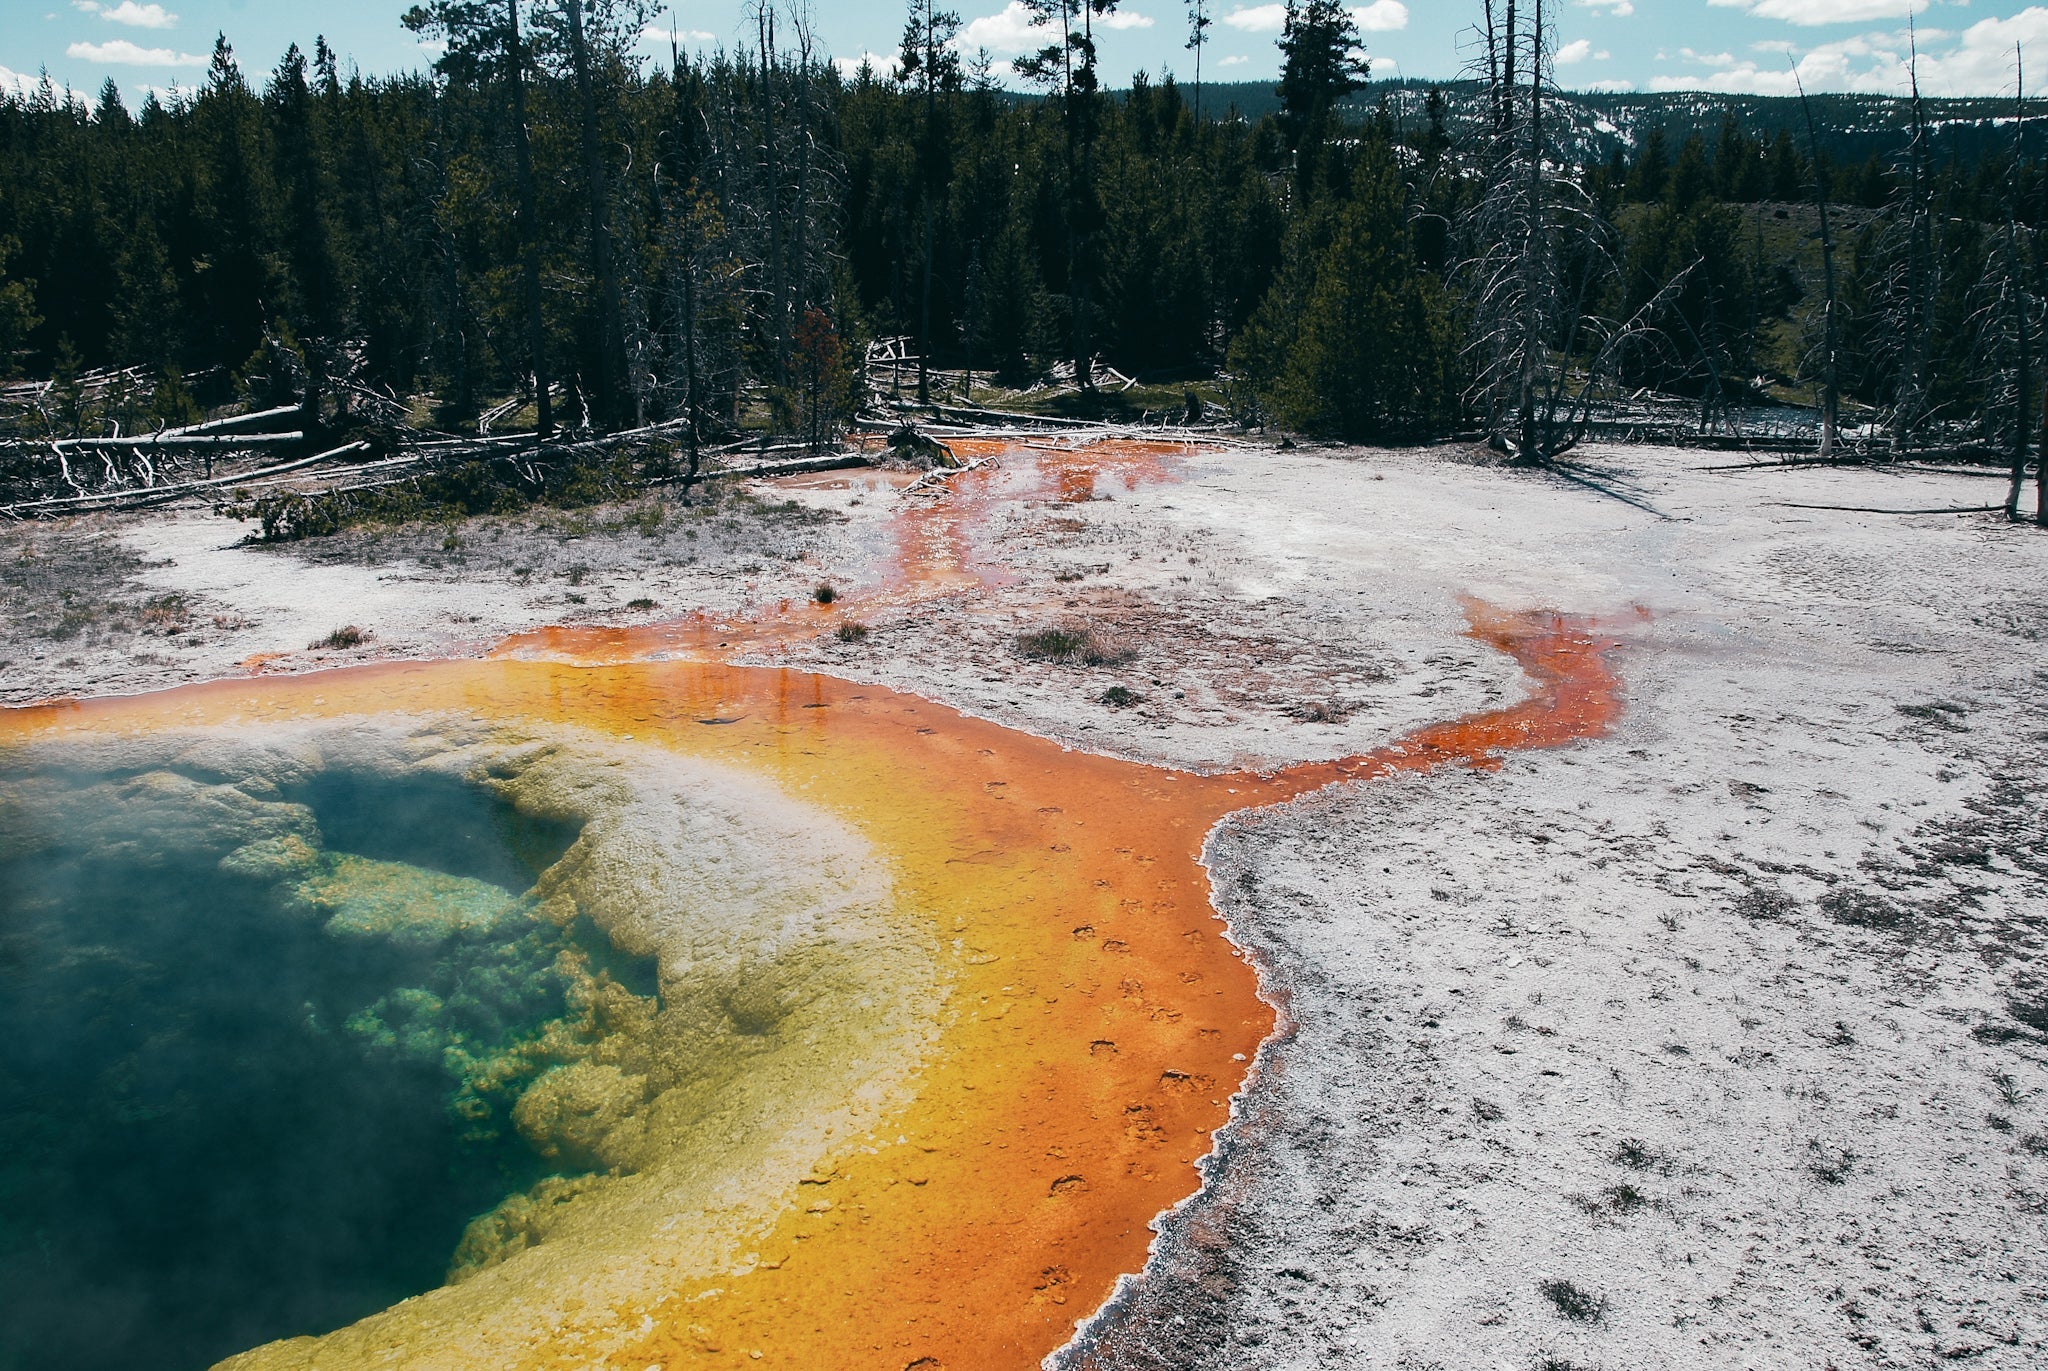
xmin=1221 ymin=4 xmax=1286 ymax=32
xmin=66 ymin=37 xmax=203 ymax=66
xmin=1352 ymin=1 xmax=1407 ymax=31
xmin=958 ymin=2 xmax=1056 ymax=55
xmin=1582 ymin=78 xmax=1635 ymax=92
xmin=72 ymin=1 xmax=178 ymax=26
xmin=1557 ymin=38 xmax=1594 ymax=64
xmin=1654 ymin=7 xmax=2048 ymax=96
xmin=1101 ymin=9 xmax=1156 ymax=30
xmin=1577 ymin=0 xmax=1634 ymax=15
xmin=102 ymin=2 xmax=177 ymax=27
xmin=1219 ymin=53 xmax=1250 ymax=65
xmin=638 ymin=21 xmax=716 ymax=48
xmin=833 ymin=51 xmax=896 ymax=80
xmin=1706 ymin=0 xmax=1926 ymax=26
xmin=1220 ymin=2 xmax=1404 ymax=34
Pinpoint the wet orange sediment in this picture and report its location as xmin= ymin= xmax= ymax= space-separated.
xmin=1233 ymin=597 xmax=1634 ymax=807
xmin=0 ymin=440 xmax=1632 ymax=1370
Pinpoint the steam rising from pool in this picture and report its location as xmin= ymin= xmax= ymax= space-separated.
xmin=0 ymin=718 xmax=936 ymax=1371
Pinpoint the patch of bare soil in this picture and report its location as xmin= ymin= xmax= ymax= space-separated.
xmin=0 ymin=484 xmax=857 ymax=703
xmin=0 ymin=519 xmax=239 ymax=698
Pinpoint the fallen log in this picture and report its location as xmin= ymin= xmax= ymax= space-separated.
xmin=157 ymin=404 xmax=303 ymax=438
xmin=1768 ymin=501 xmax=2009 ymax=515
xmin=43 ymin=431 xmax=306 ymax=451
xmin=923 ymin=402 xmax=1105 ymax=430
xmin=713 ymin=452 xmax=876 ymax=480
xmin=0 ymin=440 xmax=369 ymax=517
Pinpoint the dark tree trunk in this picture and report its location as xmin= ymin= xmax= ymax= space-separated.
xmin=563 ymin=0 xmax=627 ymax=428
xmin=1795 ymin=70 xmax=1841 ymax=461
xmin=508 ymin=0 xmax=551 ymax=438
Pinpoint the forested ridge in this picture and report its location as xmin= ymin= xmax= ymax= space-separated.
xmin=1 ymin=0 xmax=2044 ymax=472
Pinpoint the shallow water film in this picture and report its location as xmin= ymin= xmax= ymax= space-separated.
xmin=0 ymin=443 xmax=1627 ymax=1371
xmin=0 ymin=734 xmax=633 ymax=1369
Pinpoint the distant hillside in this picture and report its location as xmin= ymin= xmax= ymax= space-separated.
xmin=1160 ymin=79 xmax=2048 ymax=166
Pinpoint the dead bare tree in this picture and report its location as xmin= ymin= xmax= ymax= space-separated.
xmin=1867 ymin=28 xmax=1940 ymax=459
xmin=1461 ymin=0 xmax=1676 ymax=465
xmin=1792 ymin=63 xmax=1844 ymax=461
xmin=1982 ymin=46 xmax=2047 ymax=524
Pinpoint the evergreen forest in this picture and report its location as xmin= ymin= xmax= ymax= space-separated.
xmin=1 ymin=0 xmax=2044 ymax=470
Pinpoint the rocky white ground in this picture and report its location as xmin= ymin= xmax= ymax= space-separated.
xmin=3 ymin=443 xmax=2044 ymax=1370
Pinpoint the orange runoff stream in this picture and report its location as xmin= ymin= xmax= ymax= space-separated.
xmin=0 ymin=441 xmax=1628 ymax=1370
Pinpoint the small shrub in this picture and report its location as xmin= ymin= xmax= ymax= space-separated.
xmin=2008 ymin=996 xmax=2048 ymax=1036
xmin=1017 ymin=624 xmax=1128 ymax=666
xmin=836 ymin=621 xmax=870 ymax=643
xmin=313 ymin=625 xmax=367 ymax=650
xmin=1099 ymin=685 xmax=1143 ymax=707
xmin=1538 ymin=1279 xmax=1606 ymax=1323
xmin=140 ymin=593 xmax=188 ymax=627
xmin=1602 ymin=1182 xmax=1648 ymax=1214
xmin=1613 ymin=1137 xmax=1666 ymax=1172
xmin=813 ymin=582 xmax=837 ymax=605
xmin=1806 ymin=1139 xmax=1856 ymax=1184
xmin=627 ymin=598 xmax=657 ymax=611
xmin=567 ymin=564 xmax=589 ymax=587
xmin=1819 ymin=887 xmax=1911 ymax=931
xmin=1733 ymin=885 xmax=1799 ymax=922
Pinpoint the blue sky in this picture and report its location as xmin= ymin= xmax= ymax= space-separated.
xmin=4 ymin=1 xmax=2046 ymax=106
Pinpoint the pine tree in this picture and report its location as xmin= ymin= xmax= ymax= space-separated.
xmin=1014 ymin=0 xmax=1121 ymax=390
xmin=1276 ymin=0 xmax=1368 ymax=156
xmin=1236 ymin=137 xmax=1457 ymax=439
xmin=0 ymin=236 xmax=40 ymax=379
xmin=267 ymin=44 xmax=342 ymax=422
xmin=897 ymin=0 xmax=962 ymax=403
xmin=192 ymin=35 xmax=278 ymax=374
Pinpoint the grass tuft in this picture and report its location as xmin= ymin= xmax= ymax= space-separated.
xmin=1612 ymin=1137 xmax=1670 ymax=1173
xmin=312 ymin=625 xmax=367 ymax=650
xmin=836 ymin=621 xmax=870 ymax=643
xmin=1099 ymin=685 xmax=1143 ymax=708
xmin=813 ymin=583 xmax=837 ymax=605
xmin=1016 ymin=624 xmax=1128 ymax=667
xmin=1806 ymin=1139 xmax=1856 ymax=1184
xmin=1538 ymin=1279 xmax=1607 ymax=1323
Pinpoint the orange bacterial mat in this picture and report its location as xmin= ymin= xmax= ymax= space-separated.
xmin=0 ymin=441 xmax=1629 ymax=1371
